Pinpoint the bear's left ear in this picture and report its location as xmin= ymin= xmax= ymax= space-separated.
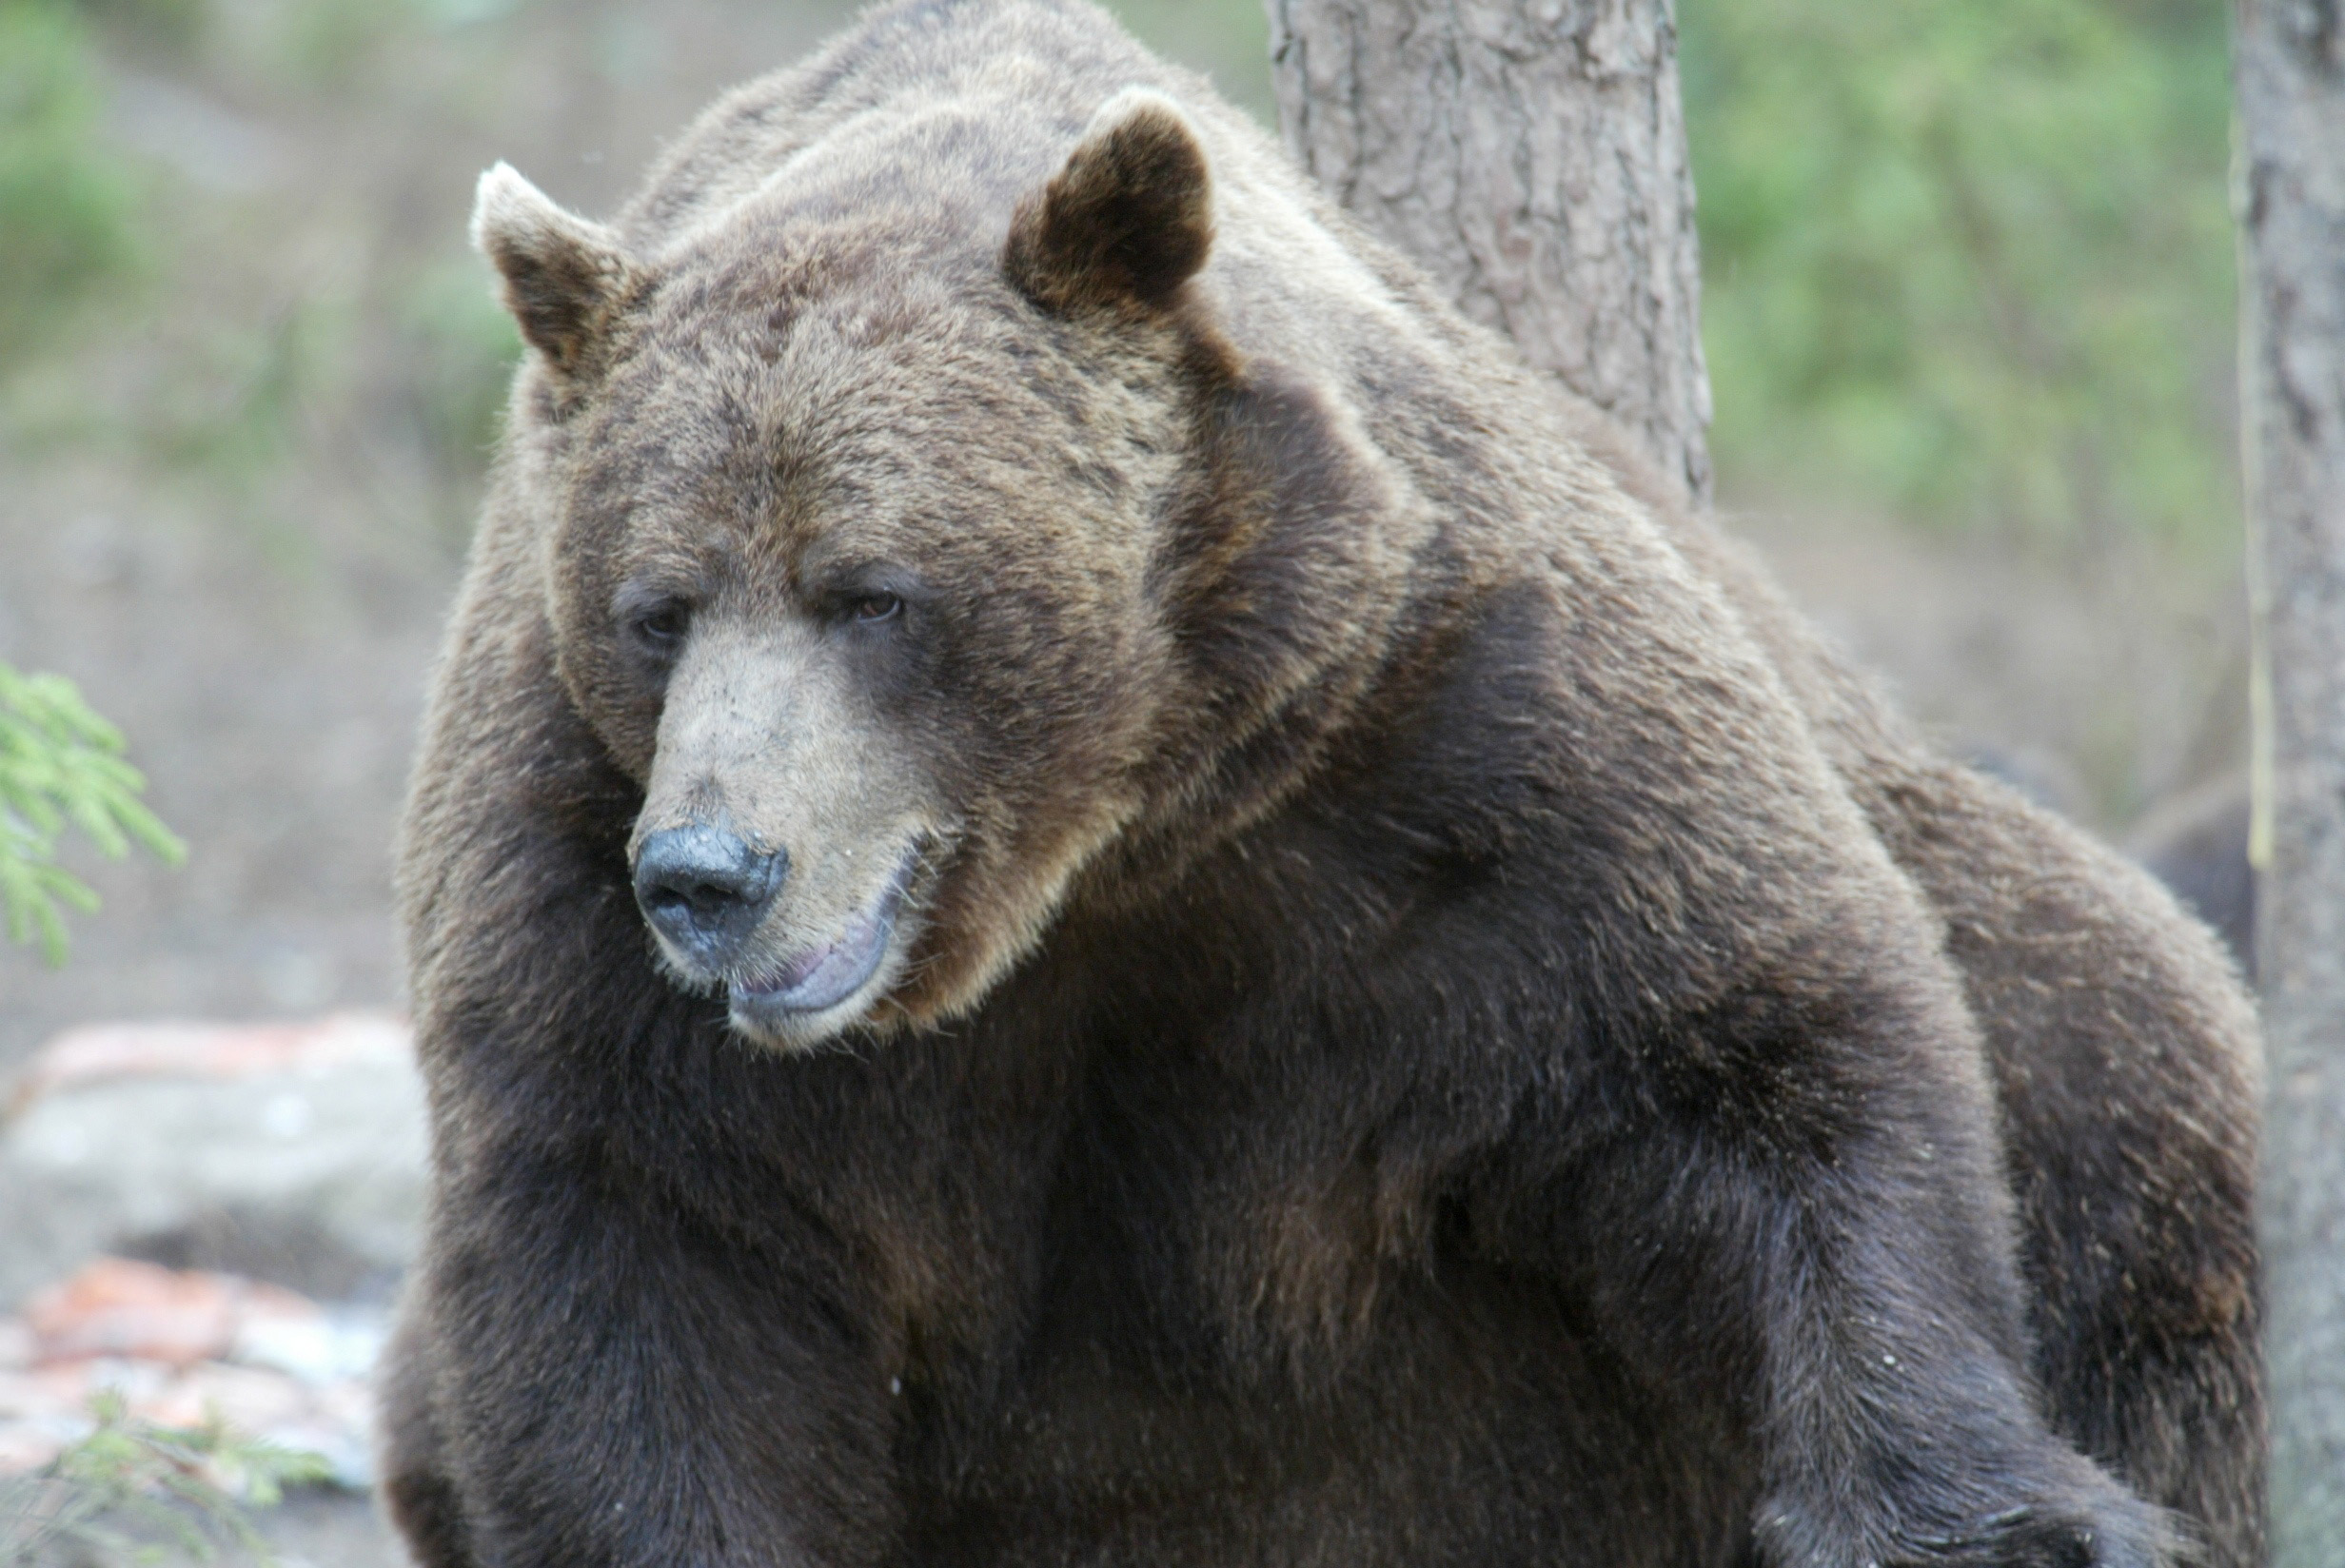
xmin=470 ymin=162 xmax=637 ymax=382
xmin=1004 ymin=88 xmax=1214 ymax=318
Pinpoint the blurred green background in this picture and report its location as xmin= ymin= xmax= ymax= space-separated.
xmin=1682 ymin=0 xmax=2237 ymax=563
xmin=4 ymin=0 xmax=2240 ymax=543
xmin=0 ymin=0 xmax=2245 ymax=1052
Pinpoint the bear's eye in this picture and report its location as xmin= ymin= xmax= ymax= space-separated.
xmin=630 ymin=602 xmax=691 ymax=652
xmin=847 ymin=592 xmax=903 ymax=625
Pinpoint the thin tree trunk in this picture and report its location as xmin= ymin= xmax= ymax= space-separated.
xmin=1265 ymin=0 xmax=1713 ymax=507
xmin=2236 ymin=2 xmax=2345 ymax=1561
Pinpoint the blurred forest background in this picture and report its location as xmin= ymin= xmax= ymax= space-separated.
xmin=0 ymin=0 xmax=2248 ymax=1067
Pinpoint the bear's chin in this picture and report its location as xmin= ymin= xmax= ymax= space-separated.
xmin=721 ymin=894 xmax=919 ymax=1052
xmin=724 ymin=969 xmax=901 ymax=1052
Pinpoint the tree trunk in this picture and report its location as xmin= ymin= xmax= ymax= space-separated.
xmin=1265 ymin=0 xmax=1713 ymax=507
xmin=2235 ymin=2 xmax=2345 ymax=1561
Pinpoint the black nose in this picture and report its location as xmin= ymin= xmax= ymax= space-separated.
xmin=633 ymin=824 xmax=787 ymax=965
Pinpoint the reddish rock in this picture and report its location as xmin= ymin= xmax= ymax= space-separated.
xmin=10 ymin=1012 xmax=412 ymax=1111
xmin=0 ymin=1261 xmax=384 ymax=1484
xmin=0 ymin=1013 xmax=427 ymax=1304
xmin=23 ymin=1258 xmax=314 ymax=1369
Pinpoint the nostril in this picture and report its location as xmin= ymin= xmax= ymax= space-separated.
xmin=641 ymin=879 xmax=710 ymax=916
xmin=632 ymin=825 xmax=787 ymax=949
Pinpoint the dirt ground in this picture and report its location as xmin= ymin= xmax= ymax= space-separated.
xmin=240 ymin=1489 xmax=412 ymax=1568
xmin=0 ymin=2 xmax=2250 ymax=1560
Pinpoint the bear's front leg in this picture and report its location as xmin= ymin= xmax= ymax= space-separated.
xmin=403 ymin=1142 xmax=900 ymax=1568
xmin=377 ymin=1305 xmax=478 ymax=1568
xmin=1498 ymin=968 xmax=2175 ymax=1568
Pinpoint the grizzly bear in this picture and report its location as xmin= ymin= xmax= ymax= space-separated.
xmin=381 ymin=2 xmax=2263 ymax=1565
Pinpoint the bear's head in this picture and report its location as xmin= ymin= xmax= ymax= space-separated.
xmin=472 ymin=89 xmax=1402 ymax=1049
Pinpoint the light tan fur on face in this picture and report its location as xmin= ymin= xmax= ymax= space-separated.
xmin=632 ymin=614 xmax=939 ymax=1049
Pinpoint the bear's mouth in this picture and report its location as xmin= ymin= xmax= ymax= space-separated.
xmin=726 ymin=846 xmax=921 ymax=1029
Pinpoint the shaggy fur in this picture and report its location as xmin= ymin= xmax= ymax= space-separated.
xmin=384 ymin=3 xmax=2263 ymax=1564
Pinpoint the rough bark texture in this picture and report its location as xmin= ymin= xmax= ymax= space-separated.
xmin=1266 ymin=0 xmax=1713 ymax=506
xmin=2237 ymin=2 xmax=2345 ymax=1562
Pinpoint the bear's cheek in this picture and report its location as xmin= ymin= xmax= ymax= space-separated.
xmin=541 ymin=617 xmax=667 ymax=783
xmin=921 ymin=587 xmax=1161 ymax=813
xmin=542 ymin=508 xmax=696 ymax=781
xmin=588 ymin=680 xmax=665 ymax=782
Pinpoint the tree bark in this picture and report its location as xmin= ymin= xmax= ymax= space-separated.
xmin=2236 ymin=2 xmax=2345 ymax=1562
xmin=1265 ymin=0 xmax=1712 ymax=507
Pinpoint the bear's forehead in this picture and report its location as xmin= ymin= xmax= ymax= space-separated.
xmin=614 ymin=87 xmax=1093 ymax=359
xmin=563 ymin=102 xmax=1173 ymax=578
xmin=589 ymin=186 xmax=1133 ymax=480
xmin=567 ymin=276 xmax=1113 ymax=580
xmin=592 ymin=279 xmax=1075 ymax=482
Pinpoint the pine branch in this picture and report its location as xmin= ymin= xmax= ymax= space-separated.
xmin=0 ymin=662 xmax=184 ymax=966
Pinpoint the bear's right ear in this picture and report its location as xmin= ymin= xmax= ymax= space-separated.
xmin=470 ymin=162 xmax=635 ymax=381
xmin=1004 ymin=88 xmax=1214 ymax=318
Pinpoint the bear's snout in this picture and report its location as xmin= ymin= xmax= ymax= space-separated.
xmin=632 ymin=822 xmax=786 ymax=968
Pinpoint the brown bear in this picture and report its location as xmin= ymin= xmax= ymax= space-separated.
xmin=381 ymin=2 xmax=2263 ymax=1564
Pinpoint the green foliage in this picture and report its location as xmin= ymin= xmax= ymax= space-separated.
xmin=145 ymin=307 xmax=317 ymax=480
xmin=1106 ymin=0 xmax=1273 ymax=120
xmin=1680 ymin=0 xmax=2237 ymax=557
xmin=0 ymin=1391 xmax=331 ymax=1566
xmin=400 ymin=255 xmax=522 ymax=482
xmin=0 ymin=0 xmax=142 ymax=364
xmin=76 ymin=0 xmax=208 ymax=55
xmin=269 ymin=0 xmax=413 ymax=91
xmin=0 ymin=662 xmax=183 ymax=965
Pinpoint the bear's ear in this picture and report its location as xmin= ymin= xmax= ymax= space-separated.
xmin=1004 ymin=88 xmax=1214 ymax=317
xmin=470 ymin=162 xmax=635 ymax=380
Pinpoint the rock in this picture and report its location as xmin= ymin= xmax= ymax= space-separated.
xmin=0 ymin=1258 xmax=385 ymax=1488
xmin=23 ymin=1256 xmax=313 ymax=1367
xmin=0 ymin=1013 xmax=427 ymax=1309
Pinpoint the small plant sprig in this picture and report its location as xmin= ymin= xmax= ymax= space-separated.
xmin=0 ymin=662 xmax=183 ymax=965
xmin=0 ymin=1391 xmax=332 ymax=1566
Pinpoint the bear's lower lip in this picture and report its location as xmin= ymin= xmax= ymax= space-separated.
xmin=728 ymin=852 xmax=917 ymax=1017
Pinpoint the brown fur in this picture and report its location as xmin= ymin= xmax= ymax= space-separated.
xmin=384 ymin=4 xmax=2262 ymax=1564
